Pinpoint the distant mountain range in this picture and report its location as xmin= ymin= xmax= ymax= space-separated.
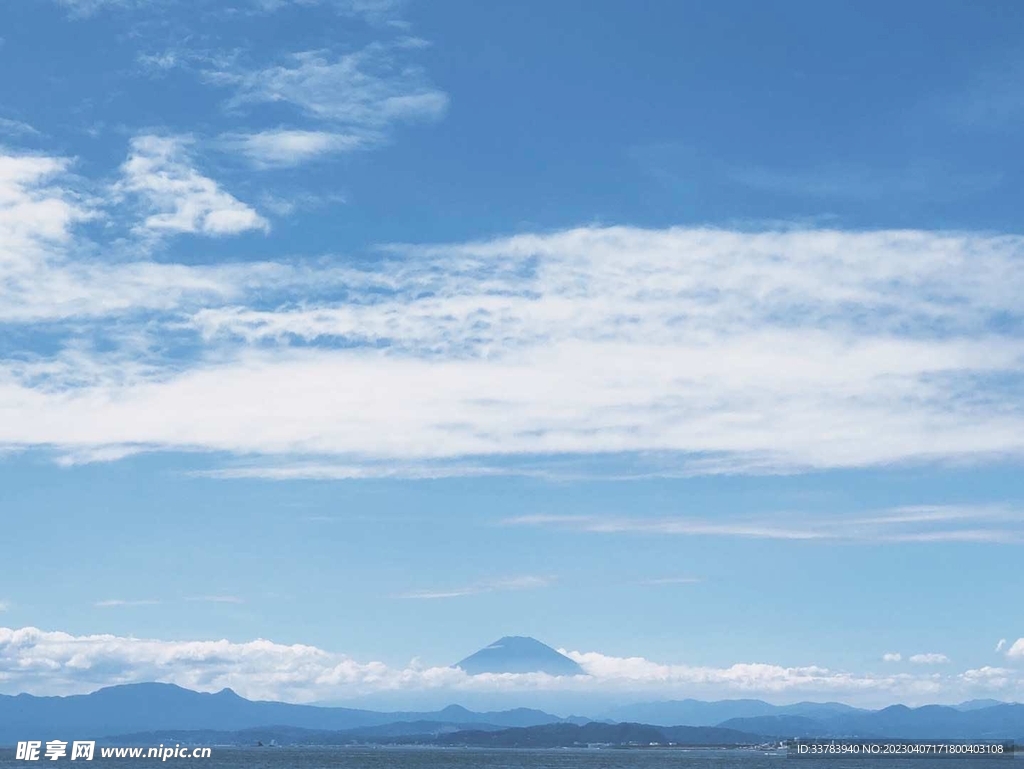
xmin=718 ymin=703 xmax=1024 ymax=740
xmin=0 ymin=683 xmax=579 ymax=745
xmin=3 ymin=682 xmax=1022 ymax=746
xmin=602 ymin=698 xmax=865 ymax=726
xmin=454 ymin=636 xmax=584 ymax=676
xmin=603 ymin=698 xmax=1024 ymax=738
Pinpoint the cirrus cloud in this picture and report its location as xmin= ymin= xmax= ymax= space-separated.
xmin=222 ymin=129 xmax=368 ymax=168
xmin=501 ymin=506 xmax=1024 ymax=545
xmin=397 ymin=575 xmax=554 ymax=600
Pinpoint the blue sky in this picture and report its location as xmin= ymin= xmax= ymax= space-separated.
xmin=1 ymin=0 xmax=1023 ymax=710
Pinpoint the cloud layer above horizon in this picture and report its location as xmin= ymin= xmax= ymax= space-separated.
xmin=3 ymin=140 xmax=1024 ymax=479
xmin=1 ymin=626 xmax=1022 ymax=706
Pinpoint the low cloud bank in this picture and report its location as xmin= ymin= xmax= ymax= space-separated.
xmin=1 ymin=627 xmax=1021 ymax=707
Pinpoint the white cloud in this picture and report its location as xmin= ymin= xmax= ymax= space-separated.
xmin=118 ymin=135 xmax=268 ymax=236
xmin=94 ymin=599 xmax=160 ymax=608
xmin=0 ymin=153 xmax=87 ymax=259
xmin=0 ymin=258 xmax=326 ymax=325
xmin=0 ymin=148 xmax=315 ymax=323
xmin=996 ymin=639 xmax=1007 ymax=653
xmin=137 ymin=51 xmax=181 ymax=71
xmin=171 ymin=226 xmax=1024 ymax=475
xmin=908 ymin=653 xmax=950 ymax=665
xmin=131 ymin=8 xmax=439 ymax=166
xmin=560 ymin=650 xmax=942 ymax=700
xmin=3 ymin=626 xmax=1020 ymax=705
xmin=398 ymin=575 xmax=553 ymax=600
xmin=4 ymin=216 xmax=1024 ymax=479
xmin=501 ymin=506 xmax=1024 ymax=545
xmin=1007 ymin=639 xmax=1024 ymax=659
xmin=958 ymin=666 xmax=1018 ymax=692
xmin=6 ymin=334 xmax=1024 ymax=474
xmin=208 ymin=43 xmax=447 ymax=132
xmin=882 ymin=653 xmax=902 ymax=663
xmin=0 ymin=601 xmax=8 ymax=613
xmin=0 ymin=117 xmax=40 ymax=137
xmin=196 ymin=461 xmax=525 ymax=481
xmin=224 ymin=129 xmax=367 ymax=167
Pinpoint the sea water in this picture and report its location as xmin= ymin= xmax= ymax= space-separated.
xmin=0 ymin=746 xmax=1014 ymax=768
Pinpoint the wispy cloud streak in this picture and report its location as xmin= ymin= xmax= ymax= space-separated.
xmin=201 ymin=39 xmax=447 ymax=166
xmin=501 ymin=506 xmax=1024 ymax=544
xmin=398 ymin=575 xmax=554 ymax=600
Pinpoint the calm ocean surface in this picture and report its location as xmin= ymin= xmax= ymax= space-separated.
xmin=0 ymin=747 xmax=1016 ymax=768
